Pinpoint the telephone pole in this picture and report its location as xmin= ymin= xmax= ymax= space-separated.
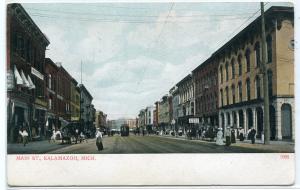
xmin=261 ymin=2 xmax=270 ymax=144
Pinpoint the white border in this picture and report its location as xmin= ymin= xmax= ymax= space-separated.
xmin=2 ymin=0 xmax=299 ymax=188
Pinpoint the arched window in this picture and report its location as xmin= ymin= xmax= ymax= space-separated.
xmin=246 ymin=78 xmax=251 ymax=101
xmin=48 ymin=74 xmax=52 ymax=89
xmin=232 ymin=85 xmax=236 ymax=104
xmin=255 ymin=76 xmax=261 ymax=99
xmin=225 ymin=87 xmax=229 ymax=105
xmin=267 ymin=70 xmax=273 ymax=98
xmin=245 ymin=49 xmax=251 ymax=72
xmin=220 ymin=66 xmax=223 ymax=83
xmin=231 ymin=59 xmax=235 ymax=79
xmin=225 ymin=62 xmax=229 ymax=81
xmin=238 ymin=54 xmax=242 ymax=76
xmin=267 ymin=35 xmax=272 ymax=63
xmin=238 ymin=82 xmax=242 ymax=102
xmin=255 ymin=42 xmax=261 ymax=68
xmin=220 ymin=89 xmax=223 ymax=106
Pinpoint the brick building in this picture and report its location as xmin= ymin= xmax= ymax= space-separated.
xmin=192 ymin=57 xmax=219 ymax=126
xmin=6 ymin=4 xmax=49 ymax=142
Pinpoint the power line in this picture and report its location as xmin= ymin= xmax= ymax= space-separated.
xmin=29 ymin=12 xmax=251 ymax=24
xmin=26 ymin=7 xmax=256 ymax=18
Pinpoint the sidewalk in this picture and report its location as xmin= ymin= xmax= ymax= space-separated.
xmin=158 ymin=134 xmax=294 ymax=153
xmin=7 ymin=140 xmax=71 ymax=154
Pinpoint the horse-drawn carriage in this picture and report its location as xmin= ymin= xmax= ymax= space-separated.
xmin=61 ymin=122 xmax=84 ymax=144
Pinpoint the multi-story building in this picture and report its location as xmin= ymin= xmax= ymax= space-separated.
xmin=158 ymin=95 xmax=170 ymax=131
xmin=170 ymin=86 xmax=180 ymax=131
xmin=95 ymin=110 xmax=107 ymax=131
xmin=138 ymin=109 xmax=146 ymax=129
xmin=125 ymin=119 xmax=137 ymax=129
xmin=218 ymin=6 xmax=294 ymax=140
xmin=45 ymin=58 xmax=59 ymax=131
xmin=145 ymin=105 xmax=155 ymax=132
xmin=70 ymin=78 xmax=80 ymax=122
xmin=192 ymin=57 xmax=219 ymax=126
xmin=177 ymin=74 xmax=195 ymax=131
xmin=154 ymin=101 xmax=159 ymax=130
xmin=79 ymin=84 xmax=93 ymax=131
xmin=7 ymin=4 xmax=50 ymax=142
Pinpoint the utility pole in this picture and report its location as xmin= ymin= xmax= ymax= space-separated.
xmin=79 ymin=61 xmax=82 ymax=131
xmin=261 ymin=2 xmax=270 ymax=144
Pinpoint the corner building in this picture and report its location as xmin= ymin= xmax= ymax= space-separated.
xmin=217 ymin=6 xmax=294 ymax=141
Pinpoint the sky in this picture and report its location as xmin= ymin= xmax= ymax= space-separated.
xmin=22 ymin=2 xmax=293 ymax=120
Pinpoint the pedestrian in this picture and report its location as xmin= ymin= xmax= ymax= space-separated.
xmin=247 ymin=128 xmax=252 ymax=140
xmin=75 ymin=128 xmax=79 ymax=144
xmin=50 ymin=129 xmax=56 ymax=143
xmin=250 ymin=128 xmax=256 ymax=144
xmin=225 ymin=127 xmax=231 ymax=146
xmin=231 ymin=127 xmax=236 ymax=143
xmin=216 ymin=128 xmax=224 ymax=145
xmin=95 ymin=129 xmax=103 ymax=151
xmin=19 ymin=128 xmax=29 ymax=146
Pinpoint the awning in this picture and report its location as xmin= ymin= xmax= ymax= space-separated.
xmin=14 ymin=65 xmax=23 ymax=85
xmin=20 ymin=70 xmax=30 ymax=88
xmin=59 ymin=117 xmax=69 ymax=127
xmin=27 ymin=75 xmax=36 ymax=90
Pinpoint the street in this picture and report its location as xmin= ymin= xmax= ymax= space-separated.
xmin=8 ymin=135 xmax=294 ymax=154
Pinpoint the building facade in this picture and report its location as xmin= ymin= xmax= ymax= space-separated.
xmin=7 ymin=4 xmax=50 ymax=142
xmin=218 ymin=6 xmax=294 ymax=140
xmin=193 ymin=57 xmax=219 ymax=126
xmin=79 ymin=84 xmax=94 ymax=132
xmin=70 ymin=78 xmax=80 ymax=122
xmin=158 ymin=95 xmax=170 ymax=131
xmin=170 ymin=86 xmax=180 ymax=131
xmin=45 ymin=58 xmax=59 ymax=131
xmin=177 ymin=74 xmax=195 ymax=132
xmin=145 ymin=105 xmax=155 ymax=132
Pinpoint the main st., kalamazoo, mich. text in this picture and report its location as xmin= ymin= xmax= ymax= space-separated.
xmin=16 ymin=155 xmax=96 ymax=161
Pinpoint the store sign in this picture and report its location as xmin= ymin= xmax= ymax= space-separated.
xmin=189 ymin=118 xmax=199 ymax=124
xmin=7 ymin=70 xmax=15 ymax=91
xmin=31 ymin=67 xmax=44 ymax=80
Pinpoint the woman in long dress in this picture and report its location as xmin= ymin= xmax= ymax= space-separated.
xmin=216 ymin=128 xmax=224 ymax=145
xmin=95 ymin=129 xmax=103 ymax=151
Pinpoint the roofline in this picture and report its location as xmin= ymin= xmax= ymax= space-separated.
xmin=192 ymin=6 xmax=293 ymax=73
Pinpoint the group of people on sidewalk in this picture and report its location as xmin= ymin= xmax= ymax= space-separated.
xmin=216 ymin=126 xmax=257 ymax=146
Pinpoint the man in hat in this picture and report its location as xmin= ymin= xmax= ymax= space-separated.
xmin=231 ymin=127 xmax=236 ymax=143
xmin=225 ymin=127 xmax=231 ymax=146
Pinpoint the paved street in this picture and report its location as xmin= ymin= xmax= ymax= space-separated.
xmin=8 ymin=135 xmax=293 ymax=154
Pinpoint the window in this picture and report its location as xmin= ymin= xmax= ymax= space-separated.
xmin=49 ymin=98 xmax=52 ymax=110
xmin=48 ymin=74 xmax=52 ymax=89
xmin=255 ymin=42 xmax=261 ymax=68
xmin=267 ymin=70 xmax=273 ymax=98
xmin=25 ymin=39 xmax=31 ymax=63
xmin=220 ymin=89 xmax=223 ymax=106
xmin=225 ymin=62 xmax=229 ymax=81
xmin=232 ymin=85 xmax=235 ymax=104
xmin=220 ymin=66 xmax=223 ymax=83
xmin=226 ymin=87 xmax=229 ymax=105
xmin=245 ymin=49 xmax=251 ymax=72
xmin=246 ymin=79 xmax=250 ymax=101
xmin=238 ymin=55 xmax=242 ymax=76
xmin=238 ymin=82 xmax=242 ymax=102
xmin=231 ymin=59 xmax=235 ymax=79
xmin=255 ymin=76 xmax=261 ymax=99
xmin=267 ymin=35 xmax=272 ymax=63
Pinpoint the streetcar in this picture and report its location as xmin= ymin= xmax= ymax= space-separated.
xmin=120 ymin=124 xmax=130 ymax=136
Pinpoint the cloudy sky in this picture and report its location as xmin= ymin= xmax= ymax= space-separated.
xmin=22 ymin=2 xmax=292 ymax=120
